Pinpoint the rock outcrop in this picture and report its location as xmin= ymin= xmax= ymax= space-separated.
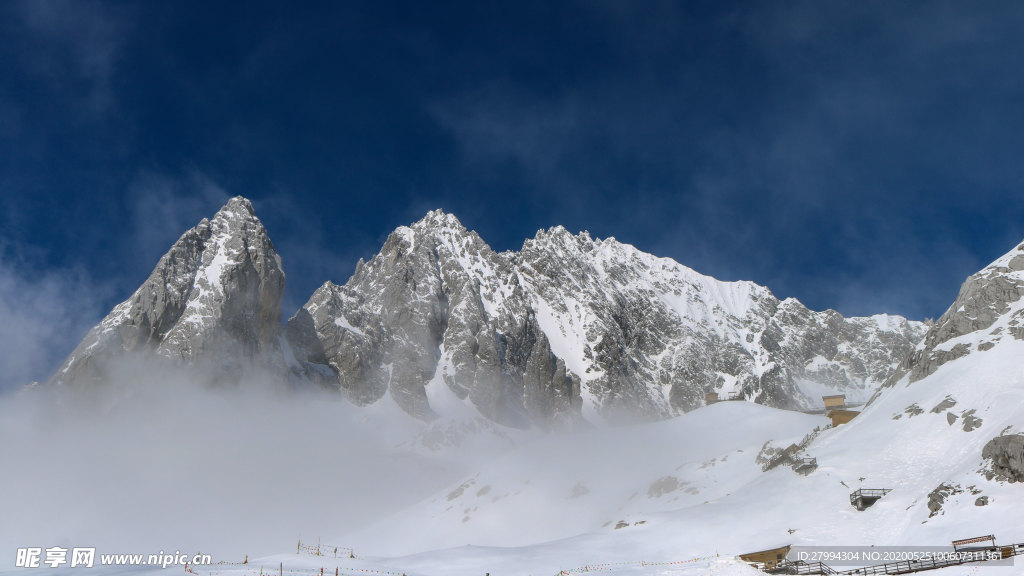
xmin=982 ymin=434 xmax=1024 ymax=483
xmin=53 ymin=197 xmax=287 ymax=384
xmin=903 ymin=241 xmax=1024 ymax=383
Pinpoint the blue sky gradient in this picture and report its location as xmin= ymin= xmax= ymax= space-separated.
xmin=2 ymin=1 xmax=1024 ymax=388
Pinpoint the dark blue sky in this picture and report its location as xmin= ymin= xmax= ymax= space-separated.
xmin=3 ymin=1 xmax=1024 ymax=387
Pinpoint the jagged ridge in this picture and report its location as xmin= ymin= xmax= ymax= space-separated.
xmin=54 ymin=198 xmax=927 ymax=428
xmin=288 ymin=208 xmax=926 ymax=426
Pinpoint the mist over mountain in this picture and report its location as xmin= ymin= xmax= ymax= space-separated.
xmin=340 ymin=234 xmax=1024 ymax=571
xmin=51 ymin=197 xmax=926 ymax=427
xmin=7 ymin=3 xmax=1024 ymax=574
xmin=6 ymin=197 xmax=1024 ymax=576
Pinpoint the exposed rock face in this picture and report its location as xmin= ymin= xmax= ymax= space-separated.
xmin=55 ymin=199 xmax=926 ymax=427
xmin=867 ymin=240 xmax=1024 ymax=411
xmin=53 ymin=197 xmax=287 ymax=384
xmin=960 ymin=410 xmax=983 ymax=432
xmin=927 ymin=482 xmax=963 ymax=517
xmin=290 ymin=213 xmax=581 ymax=426
xmin=293 ymin=210 xmax=925 ymax=425
xmin=903 ymin=241 xmax=1024 ymax=383
xmin=982 ymin=434 xmax=1024 ymax=483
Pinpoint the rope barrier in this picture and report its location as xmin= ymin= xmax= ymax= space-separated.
xmin=197 ymin=568 xmax=406 ymax=576
xmin=192 ymin=567 xmax=405 ymax=576
xmin=187 ymin=543 xmax=407 ymax=576
xmin=297 ymin=540 xmax=356 ymax=559
xmin=187 ymin=540 xmax=721 ymax=576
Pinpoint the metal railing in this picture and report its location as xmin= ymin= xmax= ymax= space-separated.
xmin=838 ymin=546 xmax=1020 ymax=575
xmin=768 ymin=560 xmax=838 ymax=575
xmin=760 ymin=542 xmax=1024 ymax=576
xmin=849 ymin=489 xmax=892 ymax=506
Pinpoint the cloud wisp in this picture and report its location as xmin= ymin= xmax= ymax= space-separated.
xmin=0 ymin=362 xmax=475 ymax=565
xmin=0 ymin=250 xmax=108 ymax=392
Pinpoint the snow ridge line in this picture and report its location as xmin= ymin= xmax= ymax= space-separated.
xmin=555 ymin=553 xmax=719 ymax=574
xmin=188 ymin=564 xmax=404 ymax=576
xmin=193 ymin=568 xmax=399 ymax=576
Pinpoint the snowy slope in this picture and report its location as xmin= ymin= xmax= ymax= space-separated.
xmin=346 ymin=401 xmax=823 ymax=556
xmin=13 ymin=349 xmax=1023 ymax=576
xmin=319 ymin=335 xmax=1024 ymax=576
xmin=23 ymin=202 xmax=1024 ymax=576
xmin=234 ymin=238 xmax=1024 ymax=575
xmin=6 ymin=344 xmax=1023 ymax=576
xmin=315 ymin=237 xmax=1024 ymax=575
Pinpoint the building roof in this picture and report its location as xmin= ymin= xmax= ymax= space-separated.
xmin=739 ymin=544 xmax=791 ymax=558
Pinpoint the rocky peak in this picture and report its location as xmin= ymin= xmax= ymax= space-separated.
xmin=405 ymin=210 xmax=484 ymax=252
xmin=218 ymin=195 xmax=257 ymax=218
xmin=53 ymin=196 xmax=286 ymax=385
xmin=903 ymin=239 xmax=1024 ymax=382
xmin=54 ymin=202 xmax=928 ymax=428
xmin=411 ymin=208 xmax=465 ymax=232
xmin=522 ymin=225 xmax=593 ymax=255
xmin=382 ymin=211 xmax=495 ymax=270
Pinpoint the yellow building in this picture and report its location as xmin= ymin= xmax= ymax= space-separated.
xmin=827 ymin=409 xmax=859 ymax=427
xmin=822 ymin=394 xmax=846 ymax=410
xmin=705 ymin=392 xmax=720 ymax=405
xmin=739 ymin=545 xmax=791 ymax=569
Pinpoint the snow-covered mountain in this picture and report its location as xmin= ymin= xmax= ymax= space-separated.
xmin=53 ymin=197 xmax=926 ymax=426
xmin=333 ymin=236 xmax=1024 ymax=575
xmin=289 ymin=208 xmax=925 ymax=425
xmin=53 ymin=197 xmax=290 ymax=385
xmin=904 ymin=238 xmax=1024 ymax=383
xmin=16 ymin=199 xmax=1024 ymax=576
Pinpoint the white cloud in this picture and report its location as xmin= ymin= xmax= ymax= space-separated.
xmin=0 ymin=251 xmax=107 ymax=391
xmin=0 ymin=367 xmax=472 ymax=565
